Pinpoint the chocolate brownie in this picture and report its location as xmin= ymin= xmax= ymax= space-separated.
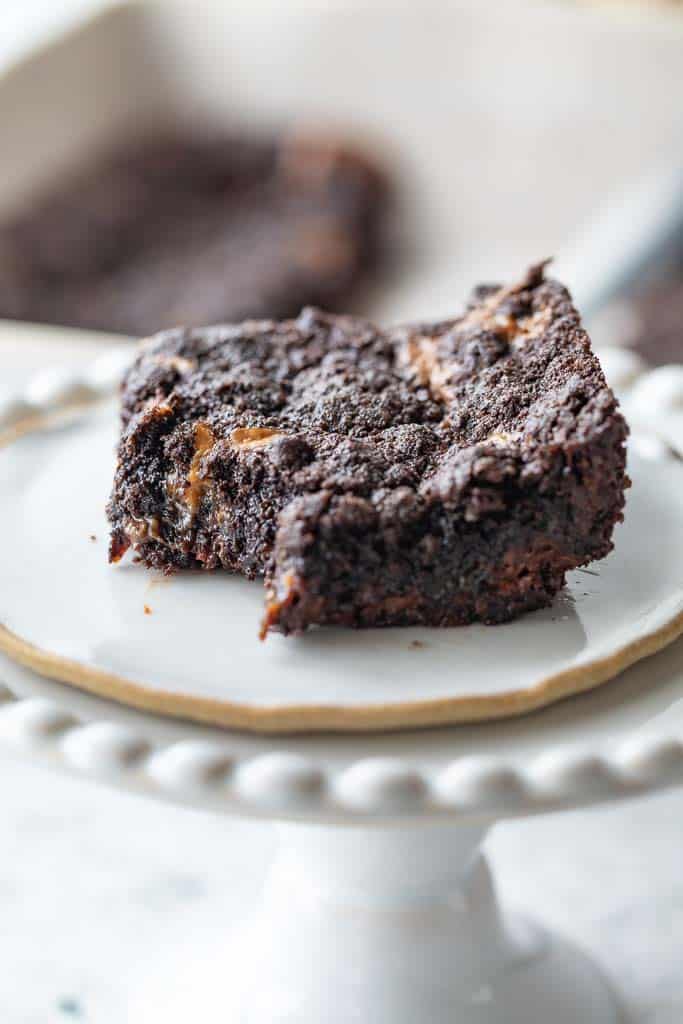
xmin=107 ymin=263 xmax=628 ymax=636
xmin=0 ymin=130 xmax=387 ymax=336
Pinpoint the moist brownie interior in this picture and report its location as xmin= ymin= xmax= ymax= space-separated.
xmin=0 ymin=130 xmax=388 ymax=336
xmin=107 ymin=262 xmax=629 ymax=636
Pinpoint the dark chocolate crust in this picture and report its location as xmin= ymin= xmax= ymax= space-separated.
xmin=0 ymin=131 xmax=387 ymax=336
xmin=107 ymin=264 xmax=629 ymax=636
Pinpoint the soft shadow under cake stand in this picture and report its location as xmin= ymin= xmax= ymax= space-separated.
xmin=1 ymin=358 xmax=683 ymax=1023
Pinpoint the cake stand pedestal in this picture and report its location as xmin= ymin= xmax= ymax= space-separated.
xmin=143 ymin=822 xmax=620 ymax=1024
xmin=5 ymin=648 xmax=683 ymax=1024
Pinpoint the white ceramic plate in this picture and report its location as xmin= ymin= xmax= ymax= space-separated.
xmin=1 ymin=398 xmax=682 ymax=734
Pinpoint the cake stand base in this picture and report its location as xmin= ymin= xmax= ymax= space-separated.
xmin=130 ymin=822 xmax=624 ymax=1024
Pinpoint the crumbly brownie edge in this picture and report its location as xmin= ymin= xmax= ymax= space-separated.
xmin=262 ymin=403 xmax=628 ymax=635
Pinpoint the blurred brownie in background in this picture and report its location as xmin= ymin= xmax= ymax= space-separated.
xmin=0 ymin=129 xmax=389 ymax=336
xmin=592 ymin=227 xmax=683 ymax=367
xmin=629 ymin=271 xmax=683 ymax=366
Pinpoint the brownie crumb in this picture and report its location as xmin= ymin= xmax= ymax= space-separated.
xmin=144 ymin=604 xmax=152 ymax=616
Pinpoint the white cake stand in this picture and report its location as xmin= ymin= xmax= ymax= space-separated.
xmin=1 ymin=355 xmax=683 ymax=1024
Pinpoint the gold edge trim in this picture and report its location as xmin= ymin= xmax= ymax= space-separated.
xmin=1 ymin=612 xmax=682 ymax=736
